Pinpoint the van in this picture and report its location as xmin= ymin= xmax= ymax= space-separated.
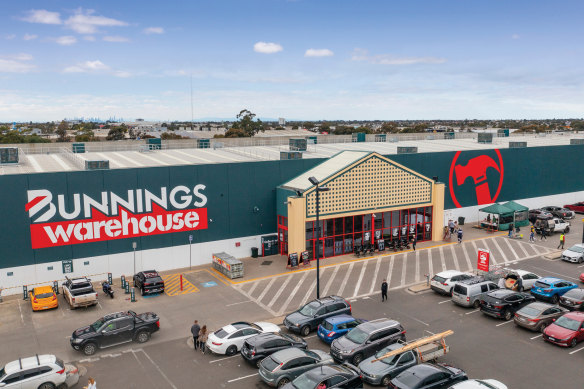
xmin=452 ymin=278 xmax=499 ymax=308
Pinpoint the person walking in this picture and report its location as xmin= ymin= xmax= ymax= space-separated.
xmin=83 ymin=377 xmax=97 ymax=389
xmin=381 ymin=279 xmax=388 ymax=302
xmin=529 ymin=229 xmax=535 ymax=242
xmin=411 ymin=236 xmax=417 ymax=251
xmin=457 ymin=228 xmax=463 ymax=244
xmin=558 ymin=233 xmax=565 ymax=249
xmin=515 ymin=276 xmax=524 ymax=292
xmin=191 ymin=320 xmax=201 ymax=351
xmin=540 ymin=228 xmax=547 ymax=240
xmin=508 ymin=223 xmax=514 ymax=237
xmin=199 ymin=325 xmax=208 ymax=354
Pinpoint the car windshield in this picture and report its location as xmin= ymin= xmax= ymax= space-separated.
xmin=299 ymin=302 xmax=320 ymax=316
xmin=474 ymin=380 xmax=500 ymax=389
xmin=214 ymin=329 xmax=228 ymax=339
xmin=91 ymin=317 xmax=106 ymax=331
xmin=432 ymin=276 xmax=446 ymax=283
xmin=568 ymin=246 xmax=584 ymax=253
xmin=534 ymin=281 xmax=550 ymax=288
xmin=291 ymin=373 xmax=320 ymax=389
xmin=554 ymin=316 xmax=581 ymax=331
xmin=394 ymin=370 xmax=422 ymax=387
xmin=305 ymin=350 xmax=319 ymax=360
xmin=36 ymin=292 xmax=54 ymax=299
xmin=518 ymin=306 xmax=541 ymax=317
xmin=375 ymin=349 xmax=399 ymax=365
xmin=322 ymin=320 xmax=334 ymax=331
xmin=345 ymin=327 xmax=368 ymax=344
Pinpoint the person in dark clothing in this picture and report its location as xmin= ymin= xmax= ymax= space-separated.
xmin=191 ymin=320 xmax=201 ymax=350
xmin=457 ymin=229 xmax=463 ymax=244
xmin=540 ymin=228 xmax=547 ymax=240
xmin=381 ymin=279 xmax=388 ymax=302
xmin=515 ymin=276 xmax=523 ymax=292
xmin=411 ymin=236 xmax=417 ymax=251
xmin=508 ymin=224 xmax=514 ymax=237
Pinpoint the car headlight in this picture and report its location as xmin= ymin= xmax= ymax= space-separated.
xmin=340 ymin=349 xmax=353 ymax=354
xmin=295 ymin=323 xmax=300 ymax=327
xmin=72 ymin=338 xmax=83 ymax=344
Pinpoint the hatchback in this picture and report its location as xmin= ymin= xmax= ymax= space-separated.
xmin=530 ymin=277 xmax=578 ymax=303
xmin=284 ymin=296 xmax=351 ymax=336
xmin=513 ymin=302 xmax=568 ymax=332
xmin=241 ymin=332 xmax=307 ymax=367
xmin=542 ymin=311 xmax=584 ymax=347
xmin=430 ymin=271 xmax=473 ymax=296
xmin=258 ymin=348 xmax=334 ymax=388
xmin=317 ymin=315 xmax=365 ymax=344
xmin=0 ymin=354 xmax=79 ymax=389
xmin=479 ymin=290 xmax=536 ymax=320
xmin=29 ymin=285 xmax=58 ymax=311
xmin=559 ymin=288 xmax=584 ymax=311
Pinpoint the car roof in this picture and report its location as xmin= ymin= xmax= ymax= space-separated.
xmin=102 ymin=311 xmax=132 ymax=321
xmin=522 ymin=302 xmax=553 ymax=312
xmin=70 ymin=277 xmax=90 ymax=284
xmin=142 ymin=270 xmax=160 ymax=277
xmin=271 ymin=347 xmax=307 ymax=363
xmin=4 ymin=355 xmax=56 ymax=374
xmin=325 ymin=314 xmax=355 ymax=325
xmin=436 ymin=270 xmax=465 ymax=277
xmin=305 ymin=364 xmax=353 ymax=379
xmin=398 ymin=363 xmax=445 ymax=379
xmin=564 ymin=312 xmax=584 ymax=320
xmin=569 ymin=244 xmax=584 ymax=248
xmin=458 ymin=277 xmax=488 ymax=285
xmin=488 ymin=289 xmax=515 ymax=298
xmin=539 ymin=277 xmax=564 ymax=284
xmin=33 ymin=285 xmax=54 ymax=294
xmin=356 ymin=319 xmax=400 ymax=333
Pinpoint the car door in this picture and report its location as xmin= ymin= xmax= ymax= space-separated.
xmin=541 ymin=307 xmax=561 ymax=326
xmin=324 ymin=375 xmax=346 ymax=388
xmin=522 ymin=273 xmax=539 ymax=290
xmin=99 ymin=321 xmax=120 ymax=347
xmin=114 ymin=317 xmax=135 ymax=343
xmin=0 ymin=371 xmax=22 ymax=389
xmin=312 ymin=306 xmax=328 ymax=328
xmin=19 ymin=367 xmax=47 ymax=389
xmin=392 ymin=351 xmax=416 ymax=377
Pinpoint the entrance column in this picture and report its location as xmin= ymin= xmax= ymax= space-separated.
xmin=287 ymin=196 xmax=307 ymax=256
xmin=432 ymin=182 xmax=445 ymax=242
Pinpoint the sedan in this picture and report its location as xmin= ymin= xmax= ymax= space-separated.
xmin=513 ymin=302 xmax=568 ymax=332
xmin=561 ymin=244 xmax=584 ymax=264
xmin=206 ymin=321 xmax=280 ymax=356
xmin=259 ymin=348 xmax=334 ymax=388
xmin=542 ymin=311 xmax=584 ymax=347
xmin=564 ymin=202 xmax=584 ymax=214
xmin=389 ymin=363 xmax=467 ymax=389
xmin=559 ymin=288 xmax=584 ymax=311
xmin=448 ymin=379 xmax=507 ymax=389
xmin=317 ymin=315 xmax=365 ymax=344
xmin=531 ymin=278 xmax=578 ymax=303
xmin=282 ymin=364 xmax=363 ymax=389
xmin=241 ymin=332 xmax=307 ymax=367
xmin=541 ymin=206 xmax=575 ymax=219
xmin=479 ymin=290 xmax=536 ymax=320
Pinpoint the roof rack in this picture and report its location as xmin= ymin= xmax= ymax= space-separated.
xmin=372 ymin=330 xmax=453 ymax=362
xmin=18 ymin=358 xmax=22 ymax=370
xmin=35 ymin=354 xmax=40 ymax=366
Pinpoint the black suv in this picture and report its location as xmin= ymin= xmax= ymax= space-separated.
xmin=479 ymin=289 xmax=536 ymax=320
xmin=133 ymin=270 xmax=165 ymax=295
xmin=330 ymin=319 xmax=406 ymax=365
xmin=282 ymin=364 xmax=363 ymax=389
xmin=284 ymin=296 xmax=351 ymax=336
xmin=241 ymin=332 xmax=307 ymax=366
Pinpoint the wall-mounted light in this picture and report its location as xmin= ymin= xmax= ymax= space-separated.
xmin=284 ymin=201 xmax=292 ymax=205
xmin=253 ymin=206 xmax=260 ymax=213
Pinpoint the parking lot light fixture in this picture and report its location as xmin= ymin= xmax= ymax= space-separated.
xmin=308 ymin=177 xmax=330 ymax=299
xmin=132 ymin=241 xmax=137 ymax=277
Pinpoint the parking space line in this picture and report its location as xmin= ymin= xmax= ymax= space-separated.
xmin=386 ymin=257 xmax=395 ymax=288
xmin=369 ymin=257 xmax=382 ymax=294
xmin=353 ymin=261 xmax=368 ymax=297
xmin=438 ymin=299 xmax=451 ymax=304
xmin=465 ymin=309 xmax=480 ymax=315
xmin=439 ymin=246 xmax=446 ymax=272
xmin=337 ymin=263 xmax=354 ymax=297
xmin=227 ymin=373 xmax=258 ymax=383
xmin=209 ymin=355 xmax=240 ymax=364
xmin=530 ymin=334 xmax=542 ymax=340
xmin=569 ymin=346 xmax=584 ymax=355
xmin=461 ymin=242 xmax=472 ymax=271
xmin=482 ymin=240 xmax=498 ymax=265
xmin=471 ymin=240 xmax=479 ymax=261
xmin=322 ymin=265 xmax=340 ymax=296
xmin=206 ymin=269 xmax=231 ymax=286
xmin=415 ymin=251 xmax=421 ymax=283
xmin=299 ymin=279 xmax=317 ymax=307
xmin=400 ymin=254 xmax=408 ymax=287
xmin=491 ymin=238 xmax=509 ymax=264
xmin=278 ymin=271 xmax=309 ymax=315
xmin=246 ymin=280 xmax=260 ymax=296
xmin=267 ymin=275 xmax=292 ymax=308
xmin=137 ymin=349 xmax=178 ymax=389
xmin=495 ymin=321 xmax=513 ymax=327
xmin=256 ymin=277 xmax=277 ymax=304
xmin=525 ymin=265 xmax=580 ymax=281
xmin=427 ymin=249 xmax=433 ymax=278
xmin=449 ymin=245 xmax=460 ymax=271
xmin=225 ymin=300 xmax=253 ymax=307
xmin=503 ymin=237 xmax=523 ymax=259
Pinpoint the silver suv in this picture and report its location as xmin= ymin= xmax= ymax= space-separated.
xmin=452 ymin=278 xmax=499 ymax=308
xmin=0 ymin=355 xmax=79 ymax=389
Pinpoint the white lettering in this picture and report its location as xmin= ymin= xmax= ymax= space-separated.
xmin=27 ymin=189 xmax=56 ymax=223
xmin=184 ymin=211 xmax=199 ymax=228
xmin=121 ymin=209 xmax=139 ymax=235
xmin=145 ymin=187 xmax=168 ymax=212
xmin=193 ymin=184 xmax=207 ymax=207
xmin=92 ymin=221 xmax=107 ymax=238
xmin=105 ymin=219 xmax=122 ymax=237
xmin=58 ymin=194 xmax=81 ymax=220
xmin=172 ymin=212 xmax=184 ymax=230
xmin=170 ymin=186 xmax=191 ymax=209
xmin=156 ymin=214 xmax=173 ymax=231
xmin=136 ymin=189 xmax=143 ymax=213
xmin=139 ymin=216 xmax=156 ymax=233
xmin=43 ymin=224 xmax=74 ymax=243
xmin=110 ymin=190 xmax=135 ymax=215
xmin=83 ymin=192 xmax=108 ymax=217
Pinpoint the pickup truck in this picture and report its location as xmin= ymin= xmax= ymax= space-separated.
xmin=70 ymin=310 xmax=160 ymax=355
xmin=534 ymin=216 xmax=570 ymax=235
xmin=62 ymin=277 xmax=98 ymax=309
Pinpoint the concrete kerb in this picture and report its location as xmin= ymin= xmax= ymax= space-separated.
xmin=544 ymin=250 xmax=563 ymax=260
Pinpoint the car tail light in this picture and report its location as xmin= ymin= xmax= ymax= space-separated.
xmin=528 ymin=318 xmax=540 ymax=322
xmin=144 ymin=283 xmax=151 ymax=286
xmin=212 ymin=342 xmax=222 ymax=346
xmin=442 ymin=282 xmax=448 ymax=286
xmin=401 ymin=330 xmax=407 ymax=335
xmin=56 ymin=368 xmax=65 ymax=374
xmin=156 ymin=320 xmax=160 ymax=328
xmin=33 ymin=297 xmax=38 ymax=303
xmin=72 ymin=297 xmax=75 ymax=303
xmin=346 ymin=300 xmax=352 ymax=312
xmin=466 ymin=297 xmax=470 ymax=302
xmin=272 ymin=362 xmax=284 ymax=372
xmin=95 ymin=293 xmax=98 ymax=298
xmin=327 ymin=331 xmax=336 ymax=338
xmin=493 ymin=305 xmax=503 ymax=309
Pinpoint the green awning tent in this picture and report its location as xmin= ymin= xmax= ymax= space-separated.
xmin=478 ymin=201 xmax=530 ymax=231
xmin=502 ymin=200 xmax=530 ymax=229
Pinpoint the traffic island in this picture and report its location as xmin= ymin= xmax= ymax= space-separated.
xmin=408 ymin=283 xmax=431 ymax=294
xmin=544 ymin=250 xmax=563 ymax=260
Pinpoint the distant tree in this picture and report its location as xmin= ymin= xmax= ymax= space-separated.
xmin=571 ymin=121 xmax=584 ymax=131
xmin=380 ymin=122 xmax=398 ymax=133
xmin=161 ymin=132 xmax=187 ymax=140
xmin=291 ymin=125 xmax=298 ymax=130
xmin=224 ymin=128 xmax=247 ymax=138
xmin=230 ymin=109 xmax=264 ymax=137
xmin=274 ymin=126 xmax=285 ymax=131
xmin=302 ymin=122 xmax=315 ymax=130
xmin=319 ymin=122 xmax=331 ymax=133
xmin=74 ymin=128 xmax=95 ymax=142
xmin=106 ymin=125 xmax=127 ymax=140
xmin=0 ymin=131 xmax=50 ymax=144
xmin=56 ymin=120 xmax=70 ymax=142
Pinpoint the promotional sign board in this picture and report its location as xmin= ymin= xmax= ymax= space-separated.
xmin=61 ymin=259 xmax=73 ymax=274
xmin=288 ymin=253 xmax=299 ymax=268
xmin=477 ymin=248 xmax=490 ymax=272
xmin=301 ymin=251 xmax=310 ymax=265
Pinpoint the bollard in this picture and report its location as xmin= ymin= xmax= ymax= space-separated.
xmin=53 ymin=280 xmax=59 ymax=295
xmin=131 ymin=287 xmax=136 ymax=302
xmin=125 ymin=282 xmax=130 ymax=294
xmin=121 ymin=275 xmax=126 ymax=289
xmin=180 ymin=274 xmax=183 ymax=291
xmin=425 ymin=274 xmax=430 ymax=286
xmin=108 ymin=273 xmax=113 ymax=285
xmin=23 ymin=285 xmax=28 ymax=300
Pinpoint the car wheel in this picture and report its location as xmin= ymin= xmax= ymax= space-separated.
xmin=300 ymin=325 xmax=310 ymax=337
xmin=473 ymin=299 xmax=480 ymax=309
xmin=56 ymin=384 xmax=68 ymax=389
xmin=565 ymin=227 xmax=570 ymax=233
xmin=83 ymin=342 xmax=97 ymax=356
xmin=38 ymin=383 xmax=56 ymax=389
xmin=504 ymin=310 xmax=513 ymax=321
xmin=381 ymin=375 xmax=392 ymax=386
xmin=570 ymin=338 xmax=578 ymax=348
xmin=256 ymin=359 xmax=263 ymax=368
xmin=136 ymin=331 xmax=150 ymax=343
xmin=141 ymin=287 xmax=145 ymax=296
xmin=352 ymin=353 xmax=364 ymax=365
xmin=226 ymin=345 xmax=238 ymax=356
xmin=277 ymin=378 xmax=291 ymax=388
xmin=539 ymin=323 xmax=547 ymax=333
xmin=552 ymin=295 xmax=559 ymax=304
xmin=579 ymin=257 xmax=584 ymax=264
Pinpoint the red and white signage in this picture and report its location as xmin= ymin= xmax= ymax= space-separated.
xmin=477 ymin=248 xmax=490 ymax=272
xmin=26 ymin=185 xmax=208 ymax=249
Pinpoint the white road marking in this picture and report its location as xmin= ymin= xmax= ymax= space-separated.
xmin=400 ymin=254 xmax=407 ymax=287
xmin=569 ymin=346 xmax=584 ymax=355
xmin=530 ymin=334 xmax=543 ymax=340
xmin=438 ymin=299 xmax=451 ymax=304
xmin=495 ymin=320 xmax=513 ymax=327
xmin=439 ymin=246 xmax=446 ymax=272
xmin=471 ymin=240 xmax=479 ymax=261
xmin=491 ymin=238 xmax=509 ymax=264
xmin=337 ymin=263 xmax=354 ymax=297
xmin=95 ymin=152 xmax=122 ymax=168
xmin=353 ymin=260 xmax=368 ymax=297
xmin=26 ymin=155 xmax=44 ymax=172
xmin=227 ymin=373 xmax=259 ymax=383
xmin=506 ymin=237 xmax=528 ymax=258
xmin=17 ymin=300 xmax=24 ymax=325
xmin=299 ymin=279 xmax=317 ymax=307
xmin=51 ymin=154 xmax=73 ymax=170
xmin=524 ymin=265 xmax=580 ymax=281
xmin=578 ymin=263 xmax=584 ymax=268
xmin=323 ymin=265 xmax=340 ymax=297
xmin=246 ymin=280 xmax=260 ymax=297
xmin=450 ymin=245 xmax=460 ymax=271
xmin=278 ymin=271 xmax=309 ymax=315
xmin=267 ymin=275 xmax=293 ymax=308
xmin=161 ymin=152 xmax=194 ymax=165
xmin=427 ymin=249 xmax=433 ymax=278
xmin=415 ymin=251 xmax=421 ymax=283
xmin=225 ymin=300 xmax=252 ymax=307
xmin=482 ymin=240 xmax=498 ymax=265
xmin=176 ymin=149 xmax=214 ymax=163
xmin=256 ymin=277 xmax=277 ymax=304
xmin=209 ymin=355 xmax=240 ymax=363
xmin=465 ymin=309 xmax=480 ymax=315
xmin=135 ymin=152 xmax=171 ymax=165
xmin=369 ymin=257 xmax=382 ymax=294
xmin=461 ymin=241 xmax=473 ymax=272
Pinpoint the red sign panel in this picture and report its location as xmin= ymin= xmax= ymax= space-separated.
xmin=477 ymin=248 xmax=490 ymax=272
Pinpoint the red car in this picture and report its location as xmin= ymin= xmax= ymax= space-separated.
xmin=542 ymin=311 xmax=584 ymax=347
xmin=564 ymin=202 xmax=584 ymax=213
xmin=580 ymin=273 xmax=584 ymax=283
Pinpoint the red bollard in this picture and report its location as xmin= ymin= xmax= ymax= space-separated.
xmin=180 ymin=274 xmax=183 ymax=291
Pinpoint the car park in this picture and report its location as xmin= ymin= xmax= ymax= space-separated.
xmin=451 ymin=278 xmax=498 ymax=308
xmin=447 ymin=379 xmax=507 ymax=389
xmin=358 ymin=343 xmax=418 ymax=386
xmin=133 ymin=270 xmax=165 ymax=295
xmin=561 ymin=244 xmax=584 ymax=264
xmin=241 ymin=332 xmax=307 ymax=367
xmin=284 ymin=296 xmax=351 ymax=336
xmin=513 ymin=302 xmax=568 ymax=332
xmin=317 ymin=315 xmax=365 ymax=344
xmin=330 ymin=319 xmax=406 ymax=365
xmin=206 ymin=321 xmax=280 ymax=355
xmin=388 ymin=363 xmax=467 ymax=389
xmin=560 ymin=288 xmax=584 ymax=311
xmin=542 ymin=311 xmax=584 ymax=347
xmin=541 ymin=206 xmax=575 ymax=219
xmin=430 ymin=271 xmax=473 ymax=296
xmin=70 ymin=310 xmax=160 ymax=355
xmin=0 ymin=354 xmax=79 ymax=389
xmin=29 ymin=285 xmax=58 ymax=311
xmin=564 ymin=201 xmax=584 ymax=214
xmin=258 ymin=348 xmax=334 ymax=388
xmin=281 ymin=364 xmax=363 ymax=389
xmin=530 ymin=277 xmax=578 ymax=303
xmin=479 ymin=290 xmax=536 ymax=320
xmin=62 ymin=277 xmax=98 ymax=309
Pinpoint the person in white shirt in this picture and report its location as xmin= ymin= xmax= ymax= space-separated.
xmin=84 ymin=377 xmax=97 ymax=389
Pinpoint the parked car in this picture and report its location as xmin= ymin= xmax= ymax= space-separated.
xmin=559 ymin=288 xmax=584 ymax=311
xmin=452 ymin=278 xmax=498 ymax=308
xmin=530 ymin=277 xmax=578 ymax=303
xmin=358 ymin=344 xmax=416 ymax=386
xmin=317 ymin=315 xmax=365 ymax=344
xmin=533 ymin=216 xmax=568 ymax=235
xmin=388 ymin=363 xmax=467 ymax=389
xmin=448 ymin=379 xmax=507 ymax=389
xmin=564 ymin=201 xmax=584 ymax=214
xmin=561 ymin=244 xmax=584 ymax=264
xmin=70 ymin=310 xmax=160 ymax=355
xmin=29 ymin=285 xmax=58 ymax=311
xmin=206 ymin=321 xmax=280 ymax=355
xmin=241 ymin=332 xmax=307 ymax=367
xmin=479 ymin=290 xmax=536 ymax=320
xmin=281 ymin=364 xmax=363 ymax=389
xmin=541 ymin=206 xmax=575 ymax=219
xmin=502 ymin=270 xmax=541 ymax=291
xmin=62 ymin=277 xmax=98 ymax=309
xmin=284 ymin=296 xmax=351 ymax=336
xmin=0 ymin=354 xmax=79 ymax=389
xmin=133 ymin=270 xmax=165 ymax=295
xmin=581 ymin=273 xmax=584 ymax=283
xmin=330 ymin=319 xmax=406 ymax=365
xmin=542 ymin=311 xmax=584 ymax=347
xmin=513 ymin=302 xmax=568 ymax=332
xmin=258 ymin=348 xmax=334 ymax=388
xmin=528 ymin=209 xmax=552 ymax=224
xmin=430 ymin=271 xmax=473 ymax=296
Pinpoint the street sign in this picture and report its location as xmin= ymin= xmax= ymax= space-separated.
xmin=477 ymin=248 xmax=490 ymax=272
xmin=61 ymin=259 xmax=73 ymax=274
xmin=189 ymin=235 xmax=193 ymax=243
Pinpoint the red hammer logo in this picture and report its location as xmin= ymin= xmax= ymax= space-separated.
xmin=449 ymin=150 xmax=504 ymax=207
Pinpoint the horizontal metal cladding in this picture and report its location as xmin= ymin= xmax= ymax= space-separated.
xmin=0 ymin=144 xmax=583 ymax=268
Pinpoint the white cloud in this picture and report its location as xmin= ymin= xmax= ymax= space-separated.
xmin=512 ymin=34 xmax=520 ymax=40
xmin=305 ymin=48 xmax=334 ymax=57
xmin=143 ymin=27 xmax=164 ymax=35
xmin=0 ymin=54 xmax=35 ymax=73
xmin=83 ymin=36 xmax=96 ymax=42
xmin=64 ymin=60 xmax=110 ymax=73
xmin=113 ymin=70 xmax=132 ymax=78
xmin=103 ymin=36 xmax=130 ymax=43
xmin=4 ymin=34 xmax=16 ymax=40
xmin=55 ymin=36 xmax=77 ymax=46
xmin=351 ymin=48 xmax=446 ymax=65
xmin=253 ymin=42 xmax=283 ymax=54
xmin=64 ymin=8 xmax=128 ymax=34
xmin=21 ymin=9 xmax=62 ymax=25
xmin=23 ymin=34 xmax=38 ymax=41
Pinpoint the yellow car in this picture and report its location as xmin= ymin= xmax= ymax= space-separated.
xmin=30 ymin=285 xmax=58 ymax=311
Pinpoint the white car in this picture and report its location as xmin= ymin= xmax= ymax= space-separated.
xmin=448 ymin=378 xmax=507 ymax=389
xmin=206 ymin=321 xmax=280 ymax=355
xmin=0 ymin=354 xmax=79 ymax=389
xmin=430 ymin=270 xmax=473 ymax=295
xmin=505 ymin=269 xmax=541 ymax=291
xmin=561 ymin=244 xmax=584 ymax=264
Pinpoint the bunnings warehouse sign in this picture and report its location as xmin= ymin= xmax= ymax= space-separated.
xmin=26 ymin=185 xmax=208 ymax=249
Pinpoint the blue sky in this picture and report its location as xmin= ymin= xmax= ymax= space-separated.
xmin=1 ymin=0 xmax=583 ymax=121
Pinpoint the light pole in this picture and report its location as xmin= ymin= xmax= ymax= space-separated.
xmin=309 ymin=176 xmax=329 ymax=299
xmin=189 ymin=235 xmax=193 ymax=269
xmin=132 ymin=241 xmax=137 ymax=277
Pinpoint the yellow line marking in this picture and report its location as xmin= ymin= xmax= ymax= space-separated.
xmin=206 ymin=268 xmax=232 ymax=286
xmin=161 ymin=273 xmax=199 ymax=296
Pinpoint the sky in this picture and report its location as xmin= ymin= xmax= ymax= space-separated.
xmin=1 ymin=0 xmax=583 ymax=122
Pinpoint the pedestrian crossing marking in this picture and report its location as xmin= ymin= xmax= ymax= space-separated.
xmin=162 ymin=274 xmax=199 ymax=297
xmin=450 ymin=245 xmax=460 ymax=272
